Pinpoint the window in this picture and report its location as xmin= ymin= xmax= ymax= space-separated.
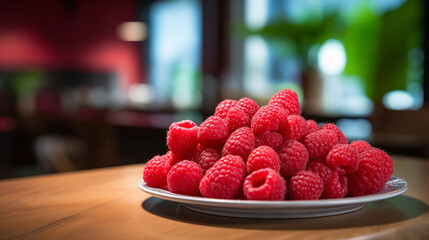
xmin=226 ymin=0 xmax=425 ymax=116
xmin=142 ymin=0 xmax=202 ymax=111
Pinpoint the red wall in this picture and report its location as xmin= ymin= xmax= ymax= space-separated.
xmin=0 ymin=0 xmax=143 ymax=88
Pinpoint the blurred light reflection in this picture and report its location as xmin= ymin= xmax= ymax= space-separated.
xmin=117 ymin=21 xmax=148 ymax=42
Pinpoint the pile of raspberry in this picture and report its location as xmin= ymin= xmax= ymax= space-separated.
xmin=143 ymin=89 xmax=394 ymax=200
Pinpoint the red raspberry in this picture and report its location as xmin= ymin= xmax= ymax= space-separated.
xmin=306 ymin=159 xmax=333 ymax=185
xmin=198 ymin=116 xmax=228 ymax=146
xmin=321 ymin=171 xmax=348 ymax=199
xmin=246 ymin=146 xmax=280 ymax=174
xmin=192 ymin=146 xmax=221 ymax=173
xmin=268 ymin=89 xmax=301 ymax=115
xmin=225 ymin=107 xmax=251 ymax=133
xmin=255 ymin=131 xmax=283 ymax=150
xmin=326 ymin=144 xmax=360 ymax=174
xmin=235 ymin=97 xmax=259 ymax=118
xmin=375 ymin=148 xmax=394 ymax=184
xmin=235 ymin=185 xmax=246 ymax=200
xmin=243 ymin=168 xmax=286 ymax=200
xmin=331 ymin=165 xmax=347 ymax=176
xmin=214 ymin=99 xmax=237 ymax=119
xmin=348 ymin=148 xmax=394 ymax=196
xmin=167 ymin=160 xmax=203 ymax=196
xmin=190 ymin=148 xmax=202 ymax=163
xmin=279 ymin=115 xmax=309 ymax=142
xmin=251 ymin=105 xmax=287 ymax=135
xmin=288 ymin=170 xmax=323 ymax=200
xmin=165 ymin=151 xmax=182 ymax=166
xmin=222 ymin=127 xmax=256 ymax=161
xmin=321 ymin=123 xmax=348 ymax=144
xmin=350 ymin=140 xmax=372 ymax=153
xmin=303 ymin=129 xmax=339 ymax=160
xmin=167 ymin=120 xmax=198 ymax=158
xmin=143 ymin=155 xmax=172 ymax=188
xmin=277 ymin=140 xmax=309 ymax=178
xmin=307 ymin=120 xmax=319 ymax=133
xmin=194 ymin=143 xmax=205 ymax=155
xmin=199 ymin=155 xmax=246 ymax=199
xmin=306 ymin=160 xmax=333 ymax=186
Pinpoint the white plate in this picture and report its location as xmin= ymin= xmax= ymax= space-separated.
xmin=138 ymin=176 xmax=407 ymax=219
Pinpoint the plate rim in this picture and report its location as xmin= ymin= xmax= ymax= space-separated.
xmin=138 ymin=176 xmax=408 ymax=209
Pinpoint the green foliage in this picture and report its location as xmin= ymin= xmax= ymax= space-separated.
xmin=342 ymin=4 xmax=382 ymax=100
xmin=9 ymin=69 xmax=47 ymax=97
xmin=237 ymin=0 xmax=423 ymax=102
xmin=343 ymin=0 xmax=423 ymax=101
xmin=238 ymin=13 xmax=344 ymax=68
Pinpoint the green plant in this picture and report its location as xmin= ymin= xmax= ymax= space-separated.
xmin=238 ymin=0 xmax=423 ymax=102
xmin=342 ymin=0 xmax=423 ymax=101
xmin=239 ymin=12 xmax=344 ymax=69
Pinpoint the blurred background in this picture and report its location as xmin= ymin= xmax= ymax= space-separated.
xmin=0 ymin=0 xmax=428 ymax=179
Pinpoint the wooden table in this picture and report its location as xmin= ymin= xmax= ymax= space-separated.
xmin=1 ymin=155 xmax=428 ymax=239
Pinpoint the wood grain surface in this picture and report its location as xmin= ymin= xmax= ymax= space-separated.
xmin=0 ymin=155 xmax=428 ymax=240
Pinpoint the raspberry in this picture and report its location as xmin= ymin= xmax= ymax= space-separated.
xmin=194 ymin=143 xmax=205 ymax=155
xmin=326 ymin=144 xmax=360 ymax=174
xmin=332 ymin=165 xmax=347 ymax=176
xmin=235 ymin=97 xmax=259 ymax=118
xmin=306 ymin=159 xmax=332 ymax=186
xmin=288 ymin=170 xmax=323 ymax=200
xmin=198 ymin=116 xmax=228 ymax=146
xmin=222 ymin=127 xmax=255 ymax=161
xmin=199 ymin=155 xmax=246 ymax=199
xmin=167 ymin=120 xmax=198 ymax=158
xmin=243 ymin=168 xmax=286 ymax=200
xmin=307 ymin=120 xmax=319 ymax=133
xmin=350 ymin=140 xmax=372 ymax=153
xmin=214 ymin=99 xmax=237 ymax=119
xmin=321 ymin=171 xmax=348 ymax=199
xmin=348 ymin=148 xmax=394 ymax=196
xmin=279 ymin=115 xmax=309 ymax=141
xmin=268 ymin=89 xmax=301 ymax=115
xmin=251 ymin=105 xmax=287 ymax=135
xmin=167 ymin=160 xmax=203 ymax=196
xmin=371 ymin=148 xmax=394 ymax=184
xmin=303 ymin=129 xmax=339 ymax=160
xmin=321 ymin=123 xmax=348 ymax=144
xmin=190 ymin=148 xmax=202 ymax=163
xmin=192 ymin=146 xmax=221 ymax=173
xmin=235 ymin=185 xmax=246 ymax=200
xmin=165 ymin=151 xmax=183 ymax=166
xmin=225 ymin=107 xmax=251 ymax=133
xmin=277 ymin=140 xmax=309 ymax=178
xmin=143 ymin=155 xmax=172 ymax=188
xmin=255 ymin=131 xmax=283 ymax=150
xmin=246 ymin=146 xmax=280 ymax=174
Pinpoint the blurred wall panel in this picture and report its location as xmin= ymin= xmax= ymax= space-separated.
xmin=0 ymin=0 xmax=143 ymax=88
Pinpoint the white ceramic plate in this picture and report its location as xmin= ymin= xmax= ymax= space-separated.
xmin=138 ymin=176 xmax=407 ymax=219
